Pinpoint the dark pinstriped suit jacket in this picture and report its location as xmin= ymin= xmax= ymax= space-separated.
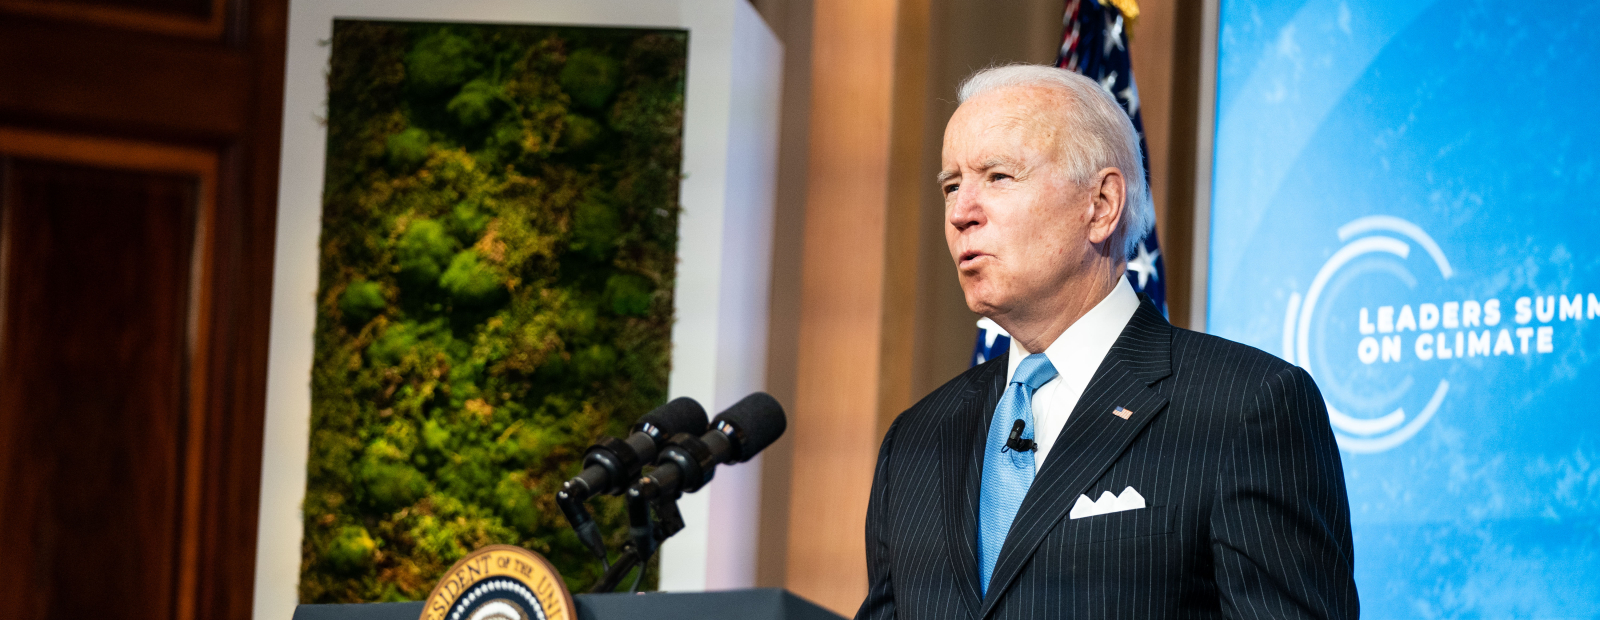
xmin=855 ymin=297 xmax=1358 ymax=620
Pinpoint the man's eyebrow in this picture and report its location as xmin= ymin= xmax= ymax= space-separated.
xmin=978 ymin=156 xmax=1020 ymax=170
xmin=936 ymin=157 xmax=1022 ymax=185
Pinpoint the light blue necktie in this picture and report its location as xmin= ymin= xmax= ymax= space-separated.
xmin=977 ymin=353 xmax=1058 ymax=596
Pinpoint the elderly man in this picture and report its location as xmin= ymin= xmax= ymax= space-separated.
xmin=855 ymin=65 xmax=1358 ymax=619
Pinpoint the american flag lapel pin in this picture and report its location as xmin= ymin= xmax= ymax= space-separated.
xmin=1112 ymin=406 xmax=1133 ymax=420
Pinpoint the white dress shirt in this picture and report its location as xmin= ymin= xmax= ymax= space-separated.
xmin=1002 ymin=276 xmax=1140 ymax=468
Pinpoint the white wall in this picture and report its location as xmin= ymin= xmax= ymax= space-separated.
xmin=257 ymin=2 xmax=782 ymax=617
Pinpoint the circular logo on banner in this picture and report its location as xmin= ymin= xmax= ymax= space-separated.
xmin=1285 ymin=215 xmax=1594 ymax=454
xmin=1284 ymin=216 xmax=1454 ymax=454
xmin=418 ymin=545 xmax=576 ymax=620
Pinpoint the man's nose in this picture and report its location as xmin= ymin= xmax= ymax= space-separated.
xmin=948 ymin=185 xmax=984 ymax=231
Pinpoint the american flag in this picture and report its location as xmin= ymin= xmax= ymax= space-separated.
xmin=1059 ymin=0 xmax=1165 ymax=312
xmin=972 ymin=0 xmax=1165 ymax=366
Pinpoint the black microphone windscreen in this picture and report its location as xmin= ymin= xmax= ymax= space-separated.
xmin=639 ymin=397 xmax=709 ymax=438
xmin=714 ymin=392 xmax=787 ymax=459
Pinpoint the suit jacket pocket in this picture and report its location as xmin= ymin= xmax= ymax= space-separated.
xmin=1066 ymin=505 xmax=1173 ymax=545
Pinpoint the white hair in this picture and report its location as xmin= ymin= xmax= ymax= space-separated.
xmin=957 ymin=64 xmax=1154 ymax=260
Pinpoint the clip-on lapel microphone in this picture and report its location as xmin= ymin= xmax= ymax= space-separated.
xmin=1003 ymin=419 xmax=1036 ymax=453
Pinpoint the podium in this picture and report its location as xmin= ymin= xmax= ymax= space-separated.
xmin=292 ymin=588 xmax=845 ymax=620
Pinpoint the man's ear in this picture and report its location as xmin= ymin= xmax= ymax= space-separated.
xmin=1086 ymin=167 xmax=1127 ymax=246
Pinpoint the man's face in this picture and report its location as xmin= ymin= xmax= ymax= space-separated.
xmin=940 ymin=86 xmax=1096 ymax=318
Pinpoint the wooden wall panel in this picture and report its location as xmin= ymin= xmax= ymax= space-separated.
xmin=0 ymin=158 xmax=205 ymax=620
xmin=0 ymin=0 xmax=288 ymax=614
xmin=783 ymin=0 xmax=919 ymax=613
xmin=748 ymin=0 xmax=815 ymax=591
xmin=1128 ymin=0 xmax=1183 ymax=327
xmin=1163 ymin=0 xmax=1207 ymax=329
xmin=0 ymin=19 xmax=250 ymax=137
xmin=0 ymin=129 xmax=219 ymax=620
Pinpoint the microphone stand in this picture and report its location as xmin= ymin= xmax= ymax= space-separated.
xmin=556 ymin=487 xmax=610 ymax=570
xmin=589 ymin=545 xmax=643 ymax=594
xmin=588 ymin=491 xmax=684 ymax=593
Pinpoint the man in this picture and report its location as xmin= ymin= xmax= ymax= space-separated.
xmin=855 ymin=65 xmax=1358 ymax=619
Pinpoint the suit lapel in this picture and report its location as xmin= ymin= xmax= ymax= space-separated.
xmin=977 ymin=299 xmax=1174 ymax=619
xmin=939 ymin=355 xmax=1005 ymax=618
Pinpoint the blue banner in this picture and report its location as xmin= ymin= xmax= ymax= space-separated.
xmin=1208 ymin=0 xmax=1600 ymax=616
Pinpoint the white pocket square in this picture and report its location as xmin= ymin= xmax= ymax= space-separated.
xmin=1069 ymin=486 xmax=1146 ymax=519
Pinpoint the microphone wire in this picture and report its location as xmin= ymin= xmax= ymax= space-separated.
xmin=628 ymin=564 xmax=645 ymax=593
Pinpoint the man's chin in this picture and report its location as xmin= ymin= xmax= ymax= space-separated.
xmin=959 ymin=275 xmax=1014 ymax=313
xmin=962 ymin=292 xmax=1008 ymax=317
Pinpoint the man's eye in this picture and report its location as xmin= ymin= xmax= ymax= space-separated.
xmin=943 ymin=183 xmax=959 ymax=195
xmin=989 ymin=173 xmax=1011 ymax=182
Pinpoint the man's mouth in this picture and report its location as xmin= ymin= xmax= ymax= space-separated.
xmin=959 ymin=251 xmax=988 ymax=267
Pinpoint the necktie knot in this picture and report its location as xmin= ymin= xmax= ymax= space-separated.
xmin=1012 ymin=353 xmax=1058 ymax=391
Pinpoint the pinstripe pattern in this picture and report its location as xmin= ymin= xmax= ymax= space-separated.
xmin=856 ymin=298 xmax=1358 ymax=620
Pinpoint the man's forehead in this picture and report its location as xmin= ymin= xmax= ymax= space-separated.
xmin=943 ymin=90 xmax=1066 ymax=168
xmin=963 ymin=84 xmax=1072 ymax=126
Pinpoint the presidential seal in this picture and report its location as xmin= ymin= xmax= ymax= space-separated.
xmin=419 ymin=545 xmax=575 ymax=620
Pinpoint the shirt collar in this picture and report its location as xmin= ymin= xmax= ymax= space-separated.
xmin=1004 ymin=276 xmax=1141 ymax=384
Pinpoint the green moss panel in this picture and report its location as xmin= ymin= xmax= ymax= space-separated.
xmin=301 ymin=20 xmax=687 ymax=602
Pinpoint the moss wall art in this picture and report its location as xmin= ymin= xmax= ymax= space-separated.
xmin=299 ymin=20 xmax=686 ymax=602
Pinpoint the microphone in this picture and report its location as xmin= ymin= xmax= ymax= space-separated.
xmin=631 ymin=392 xmax=786 ymax=500
xmin=562 ymin=397 xmax=709 ymax=500
xmin=558 ymin=397 xmax=707 ymax=566
xmin=1004 ymin=419 xmax=1036 ymax=452
xmin=588 ymin=393 xmax=783 ymax=593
